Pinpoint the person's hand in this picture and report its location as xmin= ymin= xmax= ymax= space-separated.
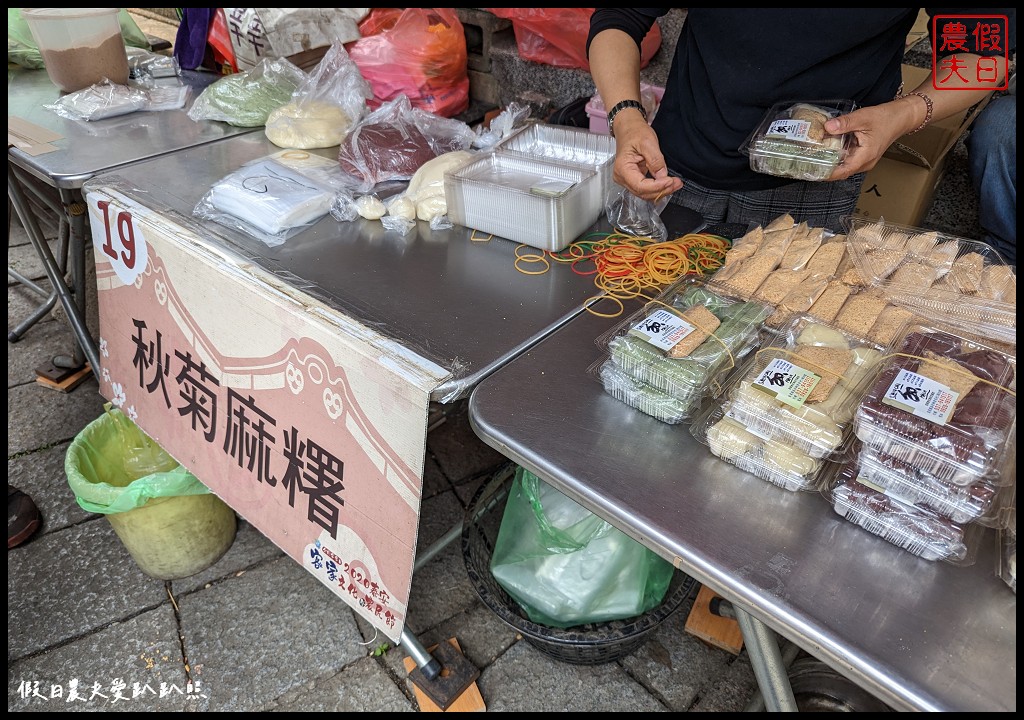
xmin=825 ymin=99 xmax=921 ymax=181
xmin=610 ymin=112 xmax=683 ymax=201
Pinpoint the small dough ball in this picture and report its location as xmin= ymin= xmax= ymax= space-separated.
xmin=416 ymin=195 xmax=448 ymax=222
xmin=386 ymin=195 xmax=416 ymax=222
xmin=265 ymin=100 xmax=351 ymax=150
xmin=355 ymin=194 xmax=386 ymax=220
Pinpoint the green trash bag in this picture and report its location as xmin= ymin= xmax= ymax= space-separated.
xmin=490 ymin=466 xmax=674 ymax=628
xmin=65 ymin=405 xmax=237 ymax=580
xmin=8 ymin=8 xmax=150 ymax=70
xmin=66 ymin=405 xmax=211 ymax=515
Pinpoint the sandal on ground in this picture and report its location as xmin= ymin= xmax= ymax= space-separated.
xmin=8 ymin=484 xmax=42 ymax=549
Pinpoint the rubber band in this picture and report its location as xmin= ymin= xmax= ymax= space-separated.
xmin=584 ymin=294 xmax=625 ymax=318
xmin=504 ymin=231 xmax=730 ymax=317
xmin=514 ymin=255 xmax=551 ymax=275
xmin=643 ymin=298 xmax=736 ymax=371
xmin=471 ymin=230 xmax=493 ymax=242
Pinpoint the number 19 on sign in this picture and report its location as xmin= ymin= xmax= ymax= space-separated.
xmin=90 ymin=197 xmax=148 ymax=286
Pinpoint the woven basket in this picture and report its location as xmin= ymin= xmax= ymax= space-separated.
xmin=461 ymin=474 xmax=697 ymax=665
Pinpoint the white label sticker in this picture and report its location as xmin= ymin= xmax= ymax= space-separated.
xmin=881 ymin=369 xmax=959 ymax=426
xmin=766 ymin=118 xmax=811 ymax=142
xmin=88 ymin=195 xmax=148 ymax=287
xmin=753 ymin=358 xmax=820 ymax=409
xmin=628 ymin=309 xmax=697 ymax=352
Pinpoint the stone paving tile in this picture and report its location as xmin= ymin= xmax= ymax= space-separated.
xmin=7 ymin=378 xmax=106 ymax=456
xmin=373 ymin=602 xmax=518 ymax=689
xmin=7 ymin=317 xmax=71 ymax=389
xmin=8 ymin=604 xmax=189 ymax=712
xmin=421 ymin=453 xmax=451 ymax=500
xmin=403 ymin=490 xmax=479 ymax=634
xmin=177 ymin=557 xmax=366 ymax=712
xmin=620 ymin=593 xmax=742 ymax=711
xmin=687 ymin=653 xmax=760 ymax=713
xmin=426 ymin=402 xmax=509 ymax=484
xmin=7 ymin=441 xmax=97 ymax=535
xmin=7 ymin=519 xmax=168 ymax=662
xmin=262 ymin=657 xmax=414 ymax=712
xmin=7 ymin=284 xmax=57 ymax=332
xmin=477 ymin=640 xmax=667 ymax=712
xmin=8 ymin=238 xmax=62 ymax=287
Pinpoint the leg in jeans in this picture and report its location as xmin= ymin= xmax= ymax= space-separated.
xmin=967 ymin=91 xmax=1016 ymax=265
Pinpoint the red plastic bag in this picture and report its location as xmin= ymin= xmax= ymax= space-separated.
xmin=347 ymin=8 xmax=469 ymax=118
xmin=206 ymin=8 xmax=238 ymax=74
xmin=488 ymin=8 xmax=662 ymax=70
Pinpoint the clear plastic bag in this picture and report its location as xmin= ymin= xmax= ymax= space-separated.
xmin=490 ymin=466 xmax=674 ymax=628
xmin=265 ymin=40 xmax=372 ymax=150
xmin=604 ymin=184 xmax=667 ymax=241
xmin=188 ymin=57 xmax=306 ymax=127
xmin=336 ymin=94 xmax=476 ymax=191
xmin=45 ymin=80 xmax=148 ymax=121
xmin=194 ymin=157 xmax=335 ymax=246
xmin=473 ymin=102 xmax=532 ymax=149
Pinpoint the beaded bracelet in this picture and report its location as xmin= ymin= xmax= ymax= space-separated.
xmin=901 ymin=91 xmax=934 ymax=134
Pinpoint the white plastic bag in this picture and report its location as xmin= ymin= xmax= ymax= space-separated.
xmin=194 ymin=158 xmax=334 ymax=246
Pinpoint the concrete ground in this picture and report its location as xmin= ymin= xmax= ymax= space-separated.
xmin=8 ymin=10 xmax=988 ymax=713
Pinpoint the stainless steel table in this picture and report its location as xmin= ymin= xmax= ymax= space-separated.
xmin=468 ymin=309 xmax=1017 ymax=713
xmin=7 ymin=65 xmax=259 ymax=374
xmin=91 ymin=131 xmax=656 ymax=402
xmin=84 ymin=130 xmax=644 ymax=691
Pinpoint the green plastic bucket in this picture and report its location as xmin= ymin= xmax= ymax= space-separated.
xmin=66 ymin=409 xmax=237 ymax=580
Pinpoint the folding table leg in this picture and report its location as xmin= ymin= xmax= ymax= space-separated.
xmin=7 ymin=165 xmax=101 ymax=374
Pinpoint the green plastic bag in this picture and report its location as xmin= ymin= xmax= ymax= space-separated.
xmin=65 ymin=405 xmax=212 ymax=515
xmin=490 ymin=467 xmax=674 ymax=628
xmin=8 ymin=8 xmax=150 ymax=70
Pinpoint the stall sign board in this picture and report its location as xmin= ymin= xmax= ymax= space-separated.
xmin=86 ymin=186 xmax=449 ymax=642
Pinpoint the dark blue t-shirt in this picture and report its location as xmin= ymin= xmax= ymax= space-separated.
xmin=588 ymin=8 xmax=1015 ymax=191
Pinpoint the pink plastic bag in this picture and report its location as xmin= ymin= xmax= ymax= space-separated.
xmin=347 ymin=8 xmax=469 ymax=118
xmin=488 ymin=8 xmax=662 ymax=70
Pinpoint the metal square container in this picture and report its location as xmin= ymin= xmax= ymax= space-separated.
xmin=445 ymin=151 xmax=602 ymax=252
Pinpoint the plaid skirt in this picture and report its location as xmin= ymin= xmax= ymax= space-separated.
xmin=667 ymin=173 xmax=866 ymax=234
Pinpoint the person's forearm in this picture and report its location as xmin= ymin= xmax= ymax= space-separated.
xmin=897 ymin=53 xmax=1003 ymax=135
xmin=589 ymin=29 xmax=644 ymax=120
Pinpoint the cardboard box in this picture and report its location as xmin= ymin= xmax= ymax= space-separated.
xmin=854 ymin=63 xmax=992 ymax=225
xmin=852 ymin=156 xmax=947 ymax=227
xmin=884 ymin=64 xmax=992 ymax=170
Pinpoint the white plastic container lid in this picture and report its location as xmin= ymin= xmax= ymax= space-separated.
xmin=22 ymin=8 xmax=121 ymax=51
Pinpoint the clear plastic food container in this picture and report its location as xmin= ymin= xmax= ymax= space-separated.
xmin=595 ymin=359 xmax=693 ymax=425
xmin=853 ymin=323 xmax=1017 ymax=485
xmin=827 ymin=463 xmax=985 ymax=564
xmin=856 ymin=444 xmax=1004 ymax=525
xmin=444 ymin=151 xmax=603 ymax=252
xmin=598 ymin=277 xmax=771 ymax=421
xmin=22 ymin=8 xmax=129 ymax=93
xmin=691 ymin=404 xmax=825 ymax=492
xmin=721 ymin=315 xmax=884 ymax=460
xmin=497 ymin=123 xmax=616 ymax=199
xmin=842 ymin=216 xmax=1016 ymax=345
xmin=996 ymin=480 xmax=1016 ymax=592
xmin=740 ymin=100 xmax=855 ymax=182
